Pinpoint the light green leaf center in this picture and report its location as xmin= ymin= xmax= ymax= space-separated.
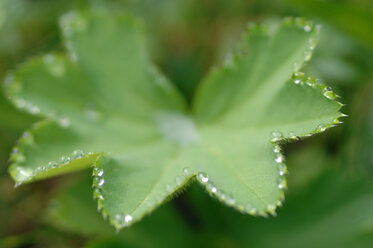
xmin=156 ymin=112 xmax=199 ymax=146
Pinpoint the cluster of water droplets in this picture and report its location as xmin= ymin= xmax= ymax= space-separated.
xmin=5 ymin=75 xmax=42 ymax=115
xmin=292 ymin=71 xmax=340 ymax=100
xmin=59 ymin=104 xmax=102 ymax=127
xmin=92 ymin=165 xmax=105 ymax=203
xmin=43 ymin=54 xmax=66 ymax=77
xmin=283 ymin=17 xmax=318 ymax=34
xmin=111 ymin=214 xmax=133 ymax=230
xmin=194 ymin=169 xmax=280 ymax=216
xmin=10 ymin=96 xmax=41 ymax=115
xmin=4 ymin=61 xmax=66 ymax=122
xmin=92 ymin=163 xmax=112 ymax=226
xmin=59 ymin=10 xmax=87 ymax=61
xmin=284 ymin=17 xmax=319 ymax=69
xmin=92 ymin=164 xmax=134 ymax=230
xmin=12 ymin=166 xmax=33 ymax=187
xmin=290 ymin=71 xmax=344 ymax=132
xmin=11 ymin=145 xmax=95 ymax=187
xmin=323 ymin=86 xmax=337 ymax=100
xmin=273 ymin=144 xmax=288 ymax=192
xmin=163 ymin=167 xmax=194 ymax=197
xmin=59 ymin=10 xmax=87 ymax=38
xmin=266 ymin=68 xmax=346 ymax=209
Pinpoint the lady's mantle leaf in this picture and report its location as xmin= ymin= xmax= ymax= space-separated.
xmin=4 ymin=10 xmax=343 ymax=230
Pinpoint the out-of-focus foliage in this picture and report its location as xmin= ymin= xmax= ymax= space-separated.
xmin=0 ymin=0 xmax=373 ymax=247
xmin=284 ymin=0 xmax=373 ymax=49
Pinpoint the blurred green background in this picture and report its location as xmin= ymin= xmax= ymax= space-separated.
xmin=0 ymin=0 xmax=373 ymax=247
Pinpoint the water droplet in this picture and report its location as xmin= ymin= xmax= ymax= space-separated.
xmin=14 ymin=182 xmax=22 ymax=188
xmin=259 ymin=211 xmax=269 ymax=218
xmin=98 ymin=178 xmax=105 ymax=187
xmin=198 ymin=172 xmax=209 ymax=183
xmin=27 ymin=103 xmax=40 ymax=114
xmin=48 ymin=161 xmax=58 ymax=168
xmin=226 ymin=195 xmax=236 ymax=205
xmin=60 ymin=11 xmax=87 ymax=36
xmin=278 ymin=164 xmax=287 ymax=176
xmin=22 ymin=131 xmax=31 ymax=138
xmin=72 ymin=149 xmax=84 ymax=159
xmin=14 ymin=166 xmax=33 ymax=182
xmin=316 ymin=124 xmax=328 ymax=132
xmin=275 ymin=155 xmax=283 ymax=163
xmin=293 ymin=72 xmax=303 ymax=78
xmin=267 ymin=204 xmax=277 ymax=216
xmin=323 ymin=88 xmax=336 ymax=100
xmin=166 ymin=184 xmax=173 ymax=192
xmin=305 ymin=77 xmax=316 ymax=87
xmin=43 ymin=54 xmax=66 ymax=77
xmin=183 ymin=167 xmax=191 ymax=176
xmin=288 ymin=131 xmax=297 ymax=139
xmin=274 ymin=145 xmax=280 ymax=153
xmin=113 ymin=214 xmax=124 ymax=226
xmin=246 ymin=205 xmax=257 ymax=215
xmin=278 ymin=178 xmax=287 ymax=189
xmin=271 ymin=131 xmax=283 ymax=142
xmin=218 ymin=191 xmax=227 ymax=201
xmin=304 ymin=25 xmax=311 ymax=32
xmin=333 ymin=118 xmax=341 ymax=124
xmin=15 ymin=98 xmax=26 ymax=108
xmin=304 ymin=50 xmax=312 ymax=61
xmin=59 ymin=117 xmax=71 ymax=128
xmin=125 ymin=214 xmax=133 ymax=223
xmin=101 ymin=210 xmax=108 ymax=220
xmin=175 ymin=176 xmax=182 ymax=186
xmin=93 ymin=188 xmax=104 ymax=200
xmin=59 ymin=156 xmax=70 ymax=164
xmin=207 ymin=183 xmax=217 ymax=194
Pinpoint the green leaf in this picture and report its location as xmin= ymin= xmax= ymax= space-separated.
xmin=5 ymin=10 xmax=343 ymax=230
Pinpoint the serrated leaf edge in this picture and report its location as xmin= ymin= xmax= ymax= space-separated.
xmin=8 ymin=120 xmax=101 ymax=186
xmin=91 ymin=154 xmax=196 ymax=231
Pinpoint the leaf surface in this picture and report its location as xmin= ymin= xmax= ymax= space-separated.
xmin=5 ymin=10 xmax=343 ymax=229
